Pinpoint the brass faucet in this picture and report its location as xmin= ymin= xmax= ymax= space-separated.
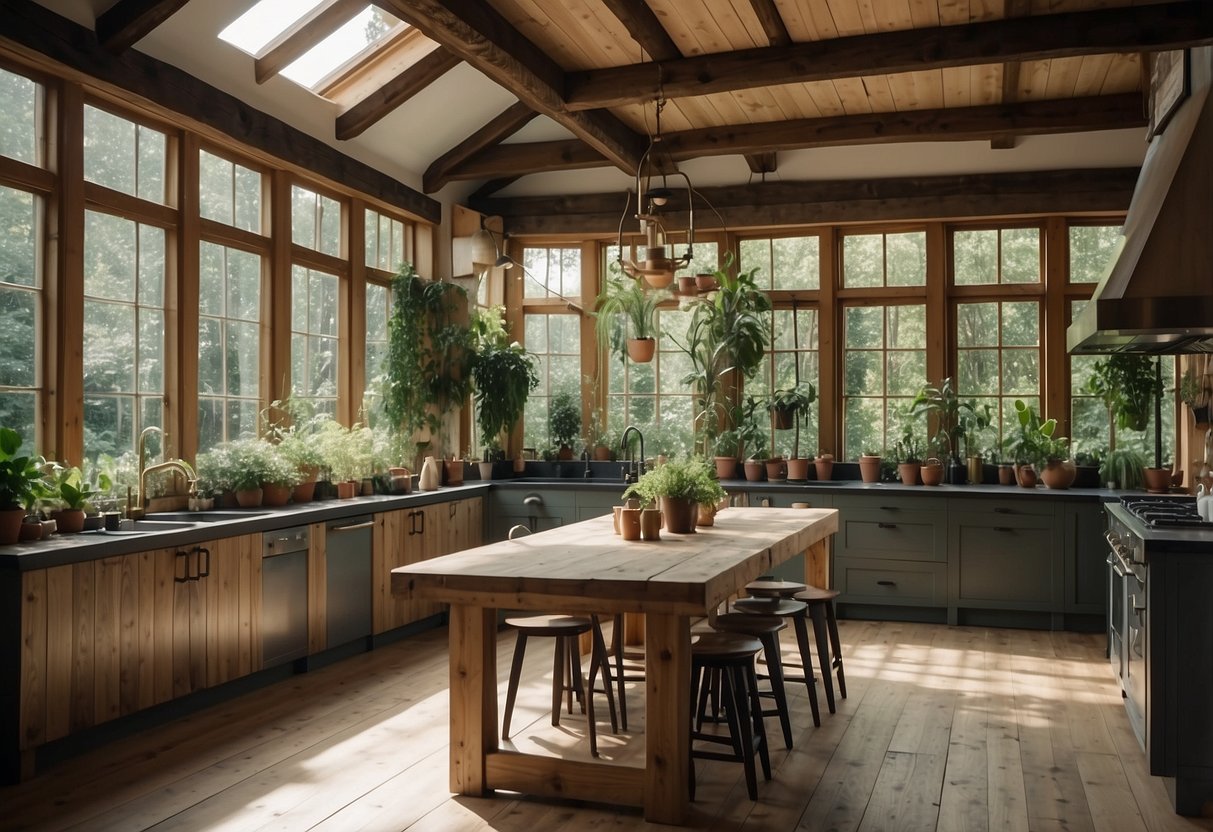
xmin=132 ymin=427 xmax=196 ymax=519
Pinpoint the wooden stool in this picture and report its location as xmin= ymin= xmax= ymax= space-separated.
xmin=733 ymin=596 xmax=821 ymax=727
xmin=793 ymin=586 xmax=847 ymax=713
xmin=744 ymin=576 xmax=807 ymax=598
xmin=690 ymin=632 xmax=771 ymax=801
xmin=501 ymin=614 xmax=618 ymax=757
xmin=711 ymin=613 xmax=796 ymax=749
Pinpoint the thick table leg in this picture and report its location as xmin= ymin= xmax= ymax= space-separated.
xmin=645 ymin=612 xmax=690 ymax=824
xmin=804 ymin=537 xmax=830 ymax=589
xmin=448 ymin=604 xmax=498 ymax=795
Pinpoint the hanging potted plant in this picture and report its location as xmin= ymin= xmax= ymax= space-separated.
xmin=593 ymin=276 xmax=669 ymax=364
xmin=0 ymin=427 xmax=46 ymax=545
xmin=767 ymin=382 xmax=816 ymax=480
xmin=549 ymin=391 xmax=581 ymax=460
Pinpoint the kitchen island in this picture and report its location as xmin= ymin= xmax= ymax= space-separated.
xmin=391 ymin=506 xmax=838 ymax=825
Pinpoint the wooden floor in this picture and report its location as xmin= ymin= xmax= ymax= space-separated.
xmin=5 ymin=619 xmax=1213 ymax=832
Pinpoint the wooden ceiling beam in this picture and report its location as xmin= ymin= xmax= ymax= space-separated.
xmin=469 ymin=177 xmax=520 ymax=201
xmin=375 ymin=0 xmax=645 ymax=172
xmin=95 ymin=0 xmax=190 ymax=52
xmin=565 ymin=1 xmax=1213 ymax=110
xmin=472 ymin=169 xmax=1138 ymax=235
xmin=254 ymin=0 xmax=365 ymax=85
xmin=747 ymin=0 xmax=792 ymax=48
xmin=992 ymin=0 xmax=1033 ymax=150
xmin=745 ymin=152 xmax=778 ymax=174
xmin=598 ymin=0 xmax=682 ymax=61
xmin=336 ymin=46 xmax=461 ymax=140
xmin=424 ymin=101 xmax=538 ymax=193
xmin=445 ymin=139 xmax=609 ymax=183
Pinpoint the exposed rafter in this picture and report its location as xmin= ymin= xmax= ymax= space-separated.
xmin=443 ymin=139 xmax=607 ymax=184
xmin=564 ymin=1 xmax=1213 ymax=110
xmin=336 ymin=47 xmax=461 ymax=140
xmin=746 ymin=0 xmax=792 ymax=48
xmin=440 ymin=95 xmax=1143 ymax=182
xmin=992 ymin=0 xmax=1033 ymax=150
xmin=598 ymin=0 xmax=682 ymax=61
xmin=745 ymin=152 xmax=777 ymax=174
xmin=375 ymin=0 xmax=645 ymax=173
xmin=254 ymin=0 xmax=365 ymax=85
xmin=423 ymin=101 xmax=537 ymax=193
xmin=95 ymin=0 xmax=190 ymax=52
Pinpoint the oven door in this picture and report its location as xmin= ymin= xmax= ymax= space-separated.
xmin=1124 ymin=568 xmax=1147 ymax=748
xmin=1107 ymin=552 xmax=1126 ymax=681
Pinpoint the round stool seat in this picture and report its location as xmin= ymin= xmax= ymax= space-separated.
xmin=745 ymin=577 xmax=807 ymax=598
xmin=504 ymin=614 xmax=593 ymax=637
xmin=692 ymin=631 xmax=762 ymax=661
xmin=713 ymin=613 xmax=786 ymax=636
xmin=734 ymin=597 xmax=808 ymax=617
xmin=794 ymin=586 xmax=841 ymax=603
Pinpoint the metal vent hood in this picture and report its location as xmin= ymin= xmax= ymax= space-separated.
xmin=1068 ymin=47 xmax=1213 ymax=355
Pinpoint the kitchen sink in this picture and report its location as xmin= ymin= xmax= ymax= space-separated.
xmin=96 ymin=519 xmax=199 ymax=534
xmin=146 ymin=510 xmax=270 ymax=523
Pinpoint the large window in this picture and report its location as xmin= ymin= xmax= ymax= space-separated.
xmin=363 ymin=279 xmax=390 ymax=423
xmin=955 ymin=300 xmax=1040 ymax=450
xmin=752 ymin=308 xmax=821 ymax=457
xmin=953 ymin=227 xmax=1040 ymax=285
xmin=83 ymin=104 xmax=167 ymax=204
xmin=198 ymin=242 xmax=262 ymax=449
xmin=523 ymin=313 xmax=581 ymax=451
xmin=842 ymin=231 xmax=926 ymax=288
xmin=291 ymin=266 xmax=339 ymax=416
xmin=523 ymin=246 xmax=581 ymax=300
xmin=842 ymin=304 xmax=927 ymax=460
xmin=82 ymin=211 xmax=165 ymax=462
xmin=0 ymin=184 xmax=41 ymax=444
xmin=739 ymin=235 xmax=819 ymax=290
xmin=199 ymin=149 xmax=262 ymax=233
xmin=292 ymin=185 xmax=341 ymax=256
xmin=605 ymin=308 xmax=695 ymax=456
xmin=365 ymin=208 xmax=406 ymax=273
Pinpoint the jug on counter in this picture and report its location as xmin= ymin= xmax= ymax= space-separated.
xmin=1198 ymin=483 xmax=1213 ymax=522
xmin=419 ymin=456 xmax=441 ymax=491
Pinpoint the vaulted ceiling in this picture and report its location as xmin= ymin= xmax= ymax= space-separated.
xmin=24 ymin=0 xmax=1213 ymax=225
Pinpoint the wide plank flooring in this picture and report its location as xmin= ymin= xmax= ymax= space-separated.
xmin=4 ymin=619 xmax=1213 ymax=831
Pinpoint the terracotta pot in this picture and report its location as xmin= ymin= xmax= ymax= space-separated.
xmin=660 ymin=496 xmax=697 ymax=534
xmin=261 ymin=483 xmax=292 ymax=506
xmin=920 ymin=458 xmax=944 ymax=486
xmin=771 ymin=406 xmax=795 ymax=431
xmin=998 ymin=464 xmax=1016 ymax=485
xmin=786 ymin=457 xmax=810 ymax=481
xmin=335 ymin=480 xmax=357 ymax=499
xmin=627 ymin=337 xmax=656 ymax=363
xmin=0 ymin=507 xmax=26 ymax=545
xmin=640 ymin=507 xmax=663 ymax=540
xmin=715 ymin=456 xmax=738 ymax=480
xmin=445 ymin=459 xmax=465 ymax=486
xmin=1143 ymin=467 xmax=1172 ymax=494
xmin=1016 ymin=464 xmax=1037 ymax=488
xmin=1040 ymin=459 xmax=1077 ymax=489
xmin=292 ymin=480 xmax=317 ymax=503
xmin=696 ymin=502 xmax=717 ymax=527
xmin=859 ymin=455 xmax=881 ymax=483
xmin=51 ymin=508 xmax=86 ymax=533
xmin=235 ymin=488 xmax=264 ymax=507
xmin=557 ymin=445 xmax=574 ymax=461
xmin=642 ymin=272 xmax=674 ymax=290
xmin=898 ymin=462 xmax=920 ymax=486
xmin=765 ymin=457 xmax=786 ymax=481
xmin=967 ymin=456 xmax=985 ymax=486
xmin=620 ymin=507 xmax=641 ymax=540
xmin=814 ymin=455 xmax=834 ymax=482
xmin=18 ymin=519 xmax=42 ymax=542
xmin=695 ymin=274 xmax=718 ymax=292
xmin=677 ymin=275 xmax=697 ymax=295
xmin=743 ymin=459 xmax=765 ymax=481
xmin=593 ymin=444 xmax=611 ymax=461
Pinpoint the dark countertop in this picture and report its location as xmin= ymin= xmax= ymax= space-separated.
xmin=1 ymin=473 xmax=1124 ymax=572
xmin=1106 ymin=502 xmax=1213 ymax=555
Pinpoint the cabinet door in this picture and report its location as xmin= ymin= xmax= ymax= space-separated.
xmin=443 ymin=497 xmax=484 ymax=554
xmin=203 ymin=534 xmax=260 ymax=688
xmin=948 ymin=510 xmax=1060 ymax=610
xmin=1064 ymin=502 xmax=1108 ymax=614
xmin=372 ymin=508 xmax=417 ymax=634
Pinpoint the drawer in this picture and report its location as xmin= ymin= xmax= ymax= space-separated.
xmin=748 ymin=490 xmax=834 ymax=509
xmin=952 ymin=522 xmax=1056 ymax=607
xmin=491 ymin=488 xmax=576 ymax=512
xmin=837 ymin=512 xmax=946 ymax=562
xmin=947 ymin=497 xmax=1056 ymax=519
xmin=834 ymin=494 xmax=945 ymax=513
xmin=836 ymin=557 xmax=947 ymax=606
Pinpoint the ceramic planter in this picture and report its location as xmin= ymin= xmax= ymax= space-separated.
xmin=765 ymin=457 xmax=786 ymax=481
xmin=1041 ymin=460 xmax=1076 ymax=490
xmin=1016 ymin=464 xmax=1037 ymax=488
xmin=262 ymin=483 xmax=292 ymax=506
xmin=920 ymin=458 xmax=944 ymax=486
xmin=292 ymin=480 xmax=317 ymax=503
xmin=52 ymin=508 xmax=86 ymax=533
xmin=660 ymin=496 xmax=697 ymax=534
xmin=771 ymin=406 xmax=795 ymax=431
xmin=478 ymin=461 xmax=494 ymax=480
xmin=998 ymin=464 xmax=1016 ymax=485
xmin=235 ymin=487 xmax=264 ymax=507
xmin=0 ymin=507 xmax=25 ymax=545
xmin=445 ymin=459 xmax=465 ymax=486
xmin=335 ymin=480 xmax=357 ymax=499
xmin=859 ymin=455 xmax=881 ymax=483
xmin=627 ymin=337 xmax=656 ymax=363
xmin=715 ymin=456 xmax=738 ymax=480
xmin=743 ymin=459 xmax=765 ymax=481
xmin=898 ymin=462 xmax=920 ymax=486
xmin=786 ymin=457 xmax=810 ymax=481
xmin=620 ymin=507 xmax=641 ymax=540
xmin=593 ymin=444 xmax=611 ymax=461
xmin=814 ymin=455 xmax=834 ymax=482
xmin=640 ymin=507 xmax=662 ymax=540
xmin=676 ymin=275 xmax=697 ymax=295
xmin=695 ymin=274 xmax=718 ymax=292
xmin=18 ymin=518 xmax=42 ymax=542
xmin=1143 ymin=466 xmax=1171 ymax=493
xmin=696 ymin=502 xmax=717 ymax=527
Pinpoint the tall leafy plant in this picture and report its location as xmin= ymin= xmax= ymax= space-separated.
xmin=593 ymin=276 xmax=669 ymax=364
xmin=1086 ymin=354 xmax=1162 ymax=439
xmin=471 ymin=307 xmax=539 ymax=450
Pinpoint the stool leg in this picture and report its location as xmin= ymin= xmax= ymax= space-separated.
xmin=808 ymin=603 xmax=836 ymax=713
xmin=826 ymin=603 xmax=847 ymax=699
xmin=503 ymin=632 xmax=528 ymax=740
xmin=552 ymin=635 xmax=565 ymax=726
xmin=694 ymin=665 xmax=712 ymax=732
xmin=727 ymin=666 xmax=758 ymax=801
xmin=612 ymin=614 xmax=628 ymax=731
xmin=791 ymin=614 xmax=821 ymax=727
xmin=569 ymin=636 xmax=587 ymax=715
xmin=589 ymin=616 xmax=619 ymax=734
xmin=759 ymin=631 xmax=794 ymax=750
xmin=585 ymin=650 xmax=599 ymax=757
xmin=745 ymin=662 xmax=772 ymax=781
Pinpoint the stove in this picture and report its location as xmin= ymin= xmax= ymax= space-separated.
xmin=1119 ymin=495 xmax=1212 ymax=528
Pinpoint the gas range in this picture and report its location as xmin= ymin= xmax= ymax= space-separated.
xmin=1118 ymin=495 xmax=1212 ymax=529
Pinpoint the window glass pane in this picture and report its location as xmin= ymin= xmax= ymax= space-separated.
xmin=0 ymin=68 xmax=37 ymax=165
xmin=1001 ymin=227 xmax=1040 ymax=284
xmin=290 ymin=265 xmax=338 ymax=410
xmin=953 ymin=230 xmax=996 ymax=286
xmin=523 ymin=313 xmax=581 ymax=452
xmin=291 ymin=185 xmax=341 ymax=256
xmin=234 ymin=164 xmax=262 ymax=233
xmin=83 ymin=105 xmax=167 ymax=204
xmin=0 ymin=192 xmax=40 ymax=443
xmin=199 ymin=242 xmax=262 ymax=447
xmin=741 ymin=236 xmax=819 ymax=290
xmin=955 ymin=299 xmax=1041 ymax=449
xmin=523 ymin=246 xmax=582 ymax=299
xmin=1070 ymin=224 xmax=1122 ymax=283
xmin=886 ymin=232 xmax=926 ymax=287
xmin=761 ymin=308 xmax=820 ymax=458
xmin=842 ymin=234 xmax=882 ymax=288
xmin=842 ymin=304 xmax=926 ymax=459
xmin=365 ymin=208 xmax=407 ymax=272
xmin=200 ymin=149 xmax=260 ymax=232
xmin=364 ymin=280 xmax=390 ymax=423
xmin=0 ymin=185 xmax=37 ymax=288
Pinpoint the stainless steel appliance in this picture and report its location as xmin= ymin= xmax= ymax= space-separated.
xmin=325 ymin=515 xmax=373 ymax=649
xmin=262 ymin=526 xmax=310 ymax=668
xmin=1104 ymin=495 xmax=1213 ymax=815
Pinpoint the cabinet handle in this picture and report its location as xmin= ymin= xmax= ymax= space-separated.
xmin=877 ymin=522 xmax=897 ymax=529
xmin=449 ymin=502 xmax=457 ymax=519
xmin=876 ymin=580 xmax=897 ymax=587
xmin=196 ymin=546 xmax=210 ymax=580
xmin=330 ymin=520 xmax=374 ymax=532
xmin=408 ymin=510 xmax=416 ymax=536
xmin=993 ymin=526 xmax=1013 ymax=533
xmin=174 ymin=550 xmax=189 ymax=583
xmin=416 ymin=510 xmax=425 ymax=534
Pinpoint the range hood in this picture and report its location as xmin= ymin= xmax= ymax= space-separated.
xmin=1068 ymin=47 xmax=1213 ymax=355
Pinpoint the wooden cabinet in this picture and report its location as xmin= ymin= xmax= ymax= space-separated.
xmin=489 ymin=487 xmax=574 ymax=540
xmin=1064 ymin=501 xmax=1109 ymax=614
xmin=371 ymin=497 xmax=483 ymax=634
xmin=947 ymin=499 xmax=1062 ymax=614
xmin=18 ymin=534 xmax=260 ymax=752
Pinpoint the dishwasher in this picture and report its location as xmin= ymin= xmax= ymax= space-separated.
xmin=262 ymin=526 xmax=309 ymax=669
xmin=326 ymin=515 xmax=373 ymax=648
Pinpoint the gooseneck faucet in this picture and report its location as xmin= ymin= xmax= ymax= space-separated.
xmin=132 ymin=426 xmax=196 ymax=519
xmin=620 ymin=425 xmax=645 ymax=484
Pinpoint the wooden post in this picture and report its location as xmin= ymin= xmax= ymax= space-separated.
xmin=644 ymin=611 xmax=690 ymax=825
xmin=447 ymin=603 xmax=498 ymax=795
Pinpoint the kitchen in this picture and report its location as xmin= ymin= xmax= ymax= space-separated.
xmin=2 ymin=0 xmax=1213 ymax=829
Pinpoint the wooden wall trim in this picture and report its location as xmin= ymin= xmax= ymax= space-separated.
xmin=50 ymin=81 xmax=84 ymax=465
xmin=0 ymin=0 xmax=440 ymax=224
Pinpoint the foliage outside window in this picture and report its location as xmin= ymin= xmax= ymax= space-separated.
xmin=842 ymin=304 xmax=926 ymax=460
xmin=1069 ymin=224 xmax=1122 ymax=284
xmin=739 ymin=235 xmax=819 ymax=290
xmin=362 ymin=279 xmax=390 ymax=424
xmin=523 ymin=246 xmax=581 ymax=299
xmin=751 ymin=308 xmax=820 ymax=456
xmin=523 ymin=313 xmax=581 ymax=452
xmin=82 ymin=211 xmax=165 ymax=462
xmin=365 ymin=208 xmax=406 ymax=273
xmin=290 ymin=265 xmax=338 ymax=416
xmin=953 ymin=227 xmax=1040 ymax=285
xmin=83 ymin=104 xmax=166 ymax=205
xmin=198 ymin=241 xmax=262 ymax=450
xmin=291 ymin=185 xmax=341 ymax=256
xmin=0 ymin=67 xmax=38 ymax=165
xmin=605 ymin=308 xmax=695 ymax=456
xmin=842 ymin=230 xmax=926 ymax=288
xmin=199 ymin=149 xmax=262 ymax=233
xmin=955 ymin=300 xmax=1040 ymax=453
xmin=0 ymin=184 xmax=40 ymax=445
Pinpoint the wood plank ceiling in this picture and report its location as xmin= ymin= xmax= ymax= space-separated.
xmin=98 ymin=0 xmax=1213 ymax=207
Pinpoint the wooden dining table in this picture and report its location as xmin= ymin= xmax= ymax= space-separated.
xmin=391 ymin=506 xmax=839 ymax=825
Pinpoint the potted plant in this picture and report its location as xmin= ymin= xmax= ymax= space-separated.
xmin=1101 ymin=448 xmax=1147 ymax=490
xmin=1072 ymin=448 xmax=1104 ymax=489
xmin=315 ymin=422 xmax=373 ymax=498
xmin=0 ymin=427 xmax=45 ymax=545
xmin=221 ymin=439 xmax=274 ymax=507
xmin=45 ymin=463 xmax=99 ymax=533
xmin=278 ymin=429 xmax=325 ymax=502
xmin=549 ymin=391 xmax=581 ymax=460
xmin=911 ymin=377 xmax=978 ymax=483
xmin=622 ymin=456 xmax=725 ymax=534
xmin=260 ymin=442 xmax=301 ymax=506
xmin=767 ymin=382 xmax=816 ymax=479
xmin=894 ymin=425 xmax=924 ymax=486
xmin=1181 ymin=365 xmax=1211 ymax=429
xmin=472 ymin=307 xmax=540 ymax=458
xmin=858 ymin=450 xmax=882 ymax=484
xmin=959 ymin=400 xmax=993 ymax=485
xmin=1008 ymin=400 xmax=1073 ymax=489
xmin=594 ymin=276 xmax=669 ymax=364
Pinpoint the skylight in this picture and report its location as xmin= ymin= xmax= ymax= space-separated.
xmin=219 ymin=0 xmax=327 ymax=56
